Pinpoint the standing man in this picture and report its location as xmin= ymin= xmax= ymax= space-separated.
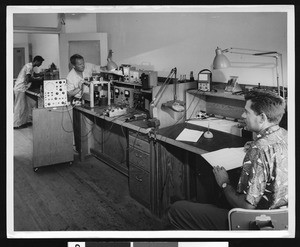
xmin=168 ymin=89 xmax=288 ymax=230
xmin=66 ymin=54 xmax=103 ymax=103
xmin=14 ymin=55 xmax=44 ymax=129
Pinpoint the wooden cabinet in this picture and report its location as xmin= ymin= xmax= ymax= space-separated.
xmin=32 ymin=106 xmax=74 ymax=170
xmin=102 ymin=121 xmax=128 ymax=174
xmin=128 ymin=131 xmax=151 ymax=209
xmin=129 ymin=165 xmax=151 ymax=207
xmin=156 ymin=142 xmax=191 ymax=217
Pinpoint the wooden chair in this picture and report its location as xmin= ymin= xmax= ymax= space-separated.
xmin=228 ymin=207 xmax=288 ymax=230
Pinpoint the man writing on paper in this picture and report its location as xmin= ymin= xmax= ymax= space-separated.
xmin=168 ymin=89 xmax=288 ymax=230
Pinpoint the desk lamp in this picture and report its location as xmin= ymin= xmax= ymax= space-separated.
xmin=107 ymin=49 xmax=118 ymax=71
xmin=149 ymin=67 xmax=185 ymax=119
xmin=203 ymin=121 xmax=213 ymax=139
xmin=213 ymin=47 xmax=285 ymax=98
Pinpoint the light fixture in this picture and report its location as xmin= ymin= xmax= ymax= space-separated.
xmin=213 ymin=47 xmax=231 ymax=69
xmin=213 ymin=47 xmax=285 ymax=98
xmin=107 ymin=49 xmax=118 ymax=71
xmin=149 ymin=67 xmax=185 ymax=119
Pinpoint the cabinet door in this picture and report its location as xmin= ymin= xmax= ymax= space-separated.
xmin=129 ymin=134 xmax=150 ymax=153
xmin=103 ymin=122 xmax=128 ymax=171
xmin=129 ymin=147 xmax=150 ymax=172
xmin=129 ymin=165 xmax=150 ymax=208
xmin=157 ymin=142 xmax=189 ymax=216
xmin=32 ymin=107 xmax=73 ymax=168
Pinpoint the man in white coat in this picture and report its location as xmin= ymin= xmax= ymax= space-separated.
xmin=14 ymin=55 xmax=44 ymax=129
xmin=66 ymin=54 xmax=103 ymax=103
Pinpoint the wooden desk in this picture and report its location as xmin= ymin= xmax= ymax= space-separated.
xmin=157 ymin=122 xmax=247 ymax=154
xmin=155 ymin=122 xmax=250 ymax=216
xmin=74 ymin=104 xmax=251 ymax=217
xmin=73 ymin=106 xmax=158 ymax=213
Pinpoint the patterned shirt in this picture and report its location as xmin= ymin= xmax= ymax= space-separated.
xmin=236 ymin=125 xmax=288 ymax=209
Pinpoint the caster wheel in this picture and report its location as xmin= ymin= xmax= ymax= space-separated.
xmin=33 ymin=167 xmax=38 ymax=172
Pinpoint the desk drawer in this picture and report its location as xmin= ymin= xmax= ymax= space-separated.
xmin=129 ymin=148 xmax=150 ymax=172
xmin=129 ymin=165 xmax=150 ymax=208
xmin=129 ymin=134 xmax=150 ymax=153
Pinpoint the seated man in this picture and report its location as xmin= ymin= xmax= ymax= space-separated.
xmin=66 ymin=54 xmax=104 ymax=103
xmin=168 ymin=89 xmax=288 ymax=230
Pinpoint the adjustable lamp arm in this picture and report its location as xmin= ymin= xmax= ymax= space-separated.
xmin=223 ymin=47 xmax=278 ymax=55
xmin=215 ymin=47 xmax=285 ymax=98
xmin=150 ymin=67 xmax=177 ymax=107
xmin=149 ymin=67 xmax=177 ymax=119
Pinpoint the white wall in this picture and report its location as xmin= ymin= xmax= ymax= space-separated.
xmin=96 ymin=12 xmax=287 ymax=87
xmin=13 ymin=33 xmax=29 ymax=43
xmin=13 ymin=33 xmax=60 ymax=73
xmin=13 ymin=13 xmax=59 ymax=27
xmin=28 ymin=34 xmax=60 ymax=72
xmin=64 ymin=13 xmax=97 ymax=33
xmin=13 ymin=33 xmax=30 ymax=64
xmin=13 ymin=11 xmax=288 ymax=87
xmin=13 ymin=13 xmax=97 ymax=74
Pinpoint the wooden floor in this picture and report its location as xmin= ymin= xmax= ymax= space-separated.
xmin=13 ymin=126 xmax=165 ymax=231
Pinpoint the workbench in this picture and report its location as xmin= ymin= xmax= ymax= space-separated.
xmin=73 ymin=103 xmax=250 ymax=217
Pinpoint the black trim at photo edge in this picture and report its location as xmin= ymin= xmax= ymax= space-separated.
xmin=2 ymin=2 xmax=299 ymax=247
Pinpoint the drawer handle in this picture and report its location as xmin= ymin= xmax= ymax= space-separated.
xmin=135 ymin=153 xmax=142 ymax=158
xmin=135 ymin=176 xmax=143 ymax=182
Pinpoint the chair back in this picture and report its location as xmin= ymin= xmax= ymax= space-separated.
xmin=228 ymin=207 xmax=288 ymax=230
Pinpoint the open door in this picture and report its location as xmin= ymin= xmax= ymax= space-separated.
xmin=59 ymin=33 xmax=108 ymax=78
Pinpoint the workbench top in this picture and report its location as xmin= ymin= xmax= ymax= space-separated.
xmin=75 ymin=105 xmax=152 ymax=135
xmin=156 ymin=122 xmax=250 ymax=156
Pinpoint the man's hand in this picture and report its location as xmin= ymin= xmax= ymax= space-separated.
xmin=79 ymin=79 xmax=90 ymax=89
xmin=78 ymin=80 xmax=85 ymax=89
xmin=212 ymin=165 xmax=230 ymax=188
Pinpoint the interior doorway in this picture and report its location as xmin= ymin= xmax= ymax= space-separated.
xmin=59 ymin=33 xmax=108 ymax=78
xmin=13 ymin=47 xmax=25 ymax=78
xmin=69 ymin=40 xmax=101 ymax=71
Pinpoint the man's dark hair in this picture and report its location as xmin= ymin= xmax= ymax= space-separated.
xmin=70 ymin=54 xmax=84 ymax=66
xmin=33 ymin=55 xmax=44 ymax=62
xmin=244 ymin=89 xmax=286 ymax=124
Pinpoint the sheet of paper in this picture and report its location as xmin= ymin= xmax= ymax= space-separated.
xmin=188 ymin=118 xmax=239 ymax=134
xmin=202 ymin=147 xmax=246 ymax=170
xmin=176 ymin=128 xmax=204 ymax=142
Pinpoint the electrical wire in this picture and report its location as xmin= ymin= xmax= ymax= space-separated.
xmin=154 ymin=88 xmax=202 ymax=143
xmin=60 ymin=106 xmax=73 ymax=133
xmin=88 ymin=112 xmax=130 ymax=147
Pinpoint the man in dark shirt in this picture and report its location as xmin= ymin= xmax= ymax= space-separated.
xmin=168 ymin=89 xmax=288 ymax=230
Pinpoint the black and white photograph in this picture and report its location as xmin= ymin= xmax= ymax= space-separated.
xmin=6 ymin=5 xmax=295 ymax=240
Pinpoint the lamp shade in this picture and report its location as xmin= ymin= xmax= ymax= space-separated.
xmin=107 ymin=60 xmax=118 ymax=71
xmin=213 ymin=47 xmax=231 ymax=69
xmin=107 ymin=49 xmax=118 ymax=71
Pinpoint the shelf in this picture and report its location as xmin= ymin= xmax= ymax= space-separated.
xmin=187 ymin=89 xmax=245 ymax=101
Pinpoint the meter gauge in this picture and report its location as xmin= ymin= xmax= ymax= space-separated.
xmin=124 ymin=90 xmax=130 ymax=98
xmin=114 ymin=88 xmax=120 ymax=97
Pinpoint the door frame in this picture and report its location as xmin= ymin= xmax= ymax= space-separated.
xmin=13 ymin=43 xmax=29 ymax=63
xmin=59 ymin=33 xmax=108 ymax=78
